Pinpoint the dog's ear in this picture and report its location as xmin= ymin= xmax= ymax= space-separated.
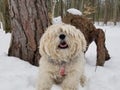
xmin=71 ymin=26 xmax=87 ymax=52
xmin=81 ymin=36 xmax=87 ymax=52
xmin=79 ymin=31 xmax=87 ymax=52
xmin=39 ymin=34 xmax=46 ymax=56
xmin=39 ymin=39 xmax=44 ymax=56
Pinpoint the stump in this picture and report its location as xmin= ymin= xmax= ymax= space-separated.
xmin=62 ymin=12 xmax=110 ymax=66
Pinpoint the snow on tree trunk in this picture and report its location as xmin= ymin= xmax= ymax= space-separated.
xmin=8 ymin=0 xmax=50 ymax=66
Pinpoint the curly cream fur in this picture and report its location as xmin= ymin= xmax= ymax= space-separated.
xmin=37 ymin=24 xmax=87 ymax=90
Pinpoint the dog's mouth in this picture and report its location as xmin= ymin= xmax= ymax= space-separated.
xmin=58 ymin=41 xmax=68 ymax=49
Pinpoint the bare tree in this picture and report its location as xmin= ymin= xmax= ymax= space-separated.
xmin=46 ymin=0 xmax=120 ymax=24
xmin=113 ymin=0 xmax=118 ymax=25
xmin=49 ymin=0 xmax=57 ymax=23
xmin=104 ymin=0 xmax=109 ymax=24
xmin=0 ymin=0 xmax=11 ymax=32
xmin=60 ymin=0 xmax=66 ymax=18
xmin=80 ymin=0 xmax=84 ymax=11
xmin=8 ymin=0 xmax=50 ymax=66
xmin=97 ymin=0 xmax=101 ymax=24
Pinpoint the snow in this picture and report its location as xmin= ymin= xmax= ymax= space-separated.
xmin=85 ymin=24 xmax=120 ymax=90
xmin=52 ymin=16 xmax=62 ymax=24
xmin=0 ymin=21 xmax=120 ymax=90
xmin=0 ymin=56 xmax=37 ymax=90
xmin=0 ymin=32 xmax=11 ymax=56
xmin=67 ymin=8 xmax=82 ymax=16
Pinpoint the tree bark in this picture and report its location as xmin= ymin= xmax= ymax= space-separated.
xmin=8 ymin=0 xmax=50 ymax=66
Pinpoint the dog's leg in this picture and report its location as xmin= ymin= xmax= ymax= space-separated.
xmin=95 ymin=29 xmax=110 ymax=66
xmin=37 ymin=73 xmax=53 ymax=90
xmin=80 ymin=74 xmax=87 ymax=87
xmin=61 ymin=71 xmax=80 ymax=90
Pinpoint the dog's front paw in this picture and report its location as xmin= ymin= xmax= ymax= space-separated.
xmin=80 ymin=75 xmax=87 ymax=87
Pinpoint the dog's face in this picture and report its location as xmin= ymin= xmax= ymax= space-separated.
xmin=39 ymin=24 xmax=86 ymax=60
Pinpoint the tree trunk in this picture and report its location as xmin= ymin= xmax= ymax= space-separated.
xmin=63 ymin=13 xmax=110 ymax=66
xmin=80 ymin=0 xmax=84 ymax=11
xmin=60 ymin=0 xmax=65 ymax=18
xmin=104 ymin=0 xmax=109 ymax=25
xmin=0 ymin=0 xmax=11 ymax=33
xmin=8 ymin=0 xmax=50 ymax=66
xmin=97 ymin=0 xmax=100 ymax=24
xmin=113 ymin=0 xmax=118 ymax=25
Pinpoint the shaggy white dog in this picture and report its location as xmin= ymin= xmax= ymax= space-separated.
xmin=37 ymin=24 xmax=87 ymax=90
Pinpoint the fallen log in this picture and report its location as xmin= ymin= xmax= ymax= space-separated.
xmin=62 ymin=12 xmax=110 ymax=66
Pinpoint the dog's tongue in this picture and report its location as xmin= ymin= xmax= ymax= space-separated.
xmin=60 ymin=44 xmax=67 ymax=48
xmin=59 ymin=66 xmax=66 ymax=76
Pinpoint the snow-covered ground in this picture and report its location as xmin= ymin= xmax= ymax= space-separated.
xmin=85 ymin=24 xmax=120 ymax=90
xmin=0 ymin=22 xmax=120 ymax=90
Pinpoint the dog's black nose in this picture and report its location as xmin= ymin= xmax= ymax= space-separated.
xmin=59 ymin=34 xmax=66 ymax=40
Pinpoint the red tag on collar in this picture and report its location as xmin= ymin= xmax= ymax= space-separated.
xmin=59 ymin=66 xmax=66 ymax=76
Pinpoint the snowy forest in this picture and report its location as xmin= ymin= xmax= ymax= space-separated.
xmin=47 ymin=0 xmax=120 ymax=24
xmin=0 ymin=0 xmax=120 ymax=90
xmin=0 ymin=0 xmax=120 ymax=32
